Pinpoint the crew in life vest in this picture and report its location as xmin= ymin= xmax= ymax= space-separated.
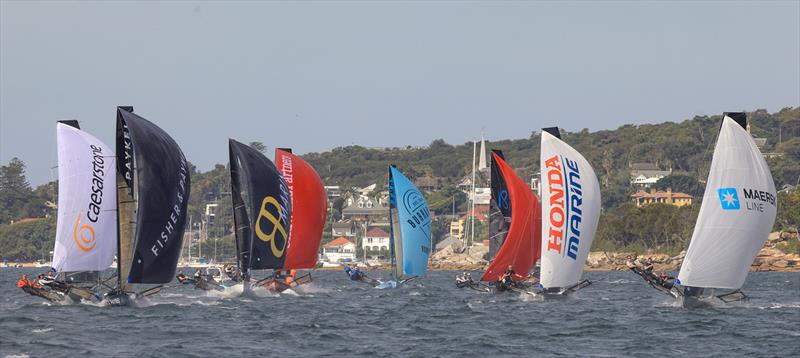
xmin=17 ymin=274 xmax=41 ymax=289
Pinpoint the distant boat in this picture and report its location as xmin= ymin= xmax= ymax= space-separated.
xmin=538 ymin=127 xmax=601 ymax=296
xmin=378 ymin=165 xmax=432 ymax=289
xmin=21 ymin=120 xmax=118 ymax=303
xmin=104 ymin=107 xmax=191 ymax=306
xmin=479 ymin=151 xmax=541 ymax=292
xmin=674 ymin=113 xmax=777 ymax=308
xmin=228 ymin=139 xmax=293 ymax=294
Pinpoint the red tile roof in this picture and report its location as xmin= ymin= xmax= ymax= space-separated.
xmin=324 ymin=237 xmax=355 ymax=247
xmin=631 ymin=190 xmax=692 ymax=199
xmin=11 ymin=217 xmax=43 ymax=225
xmin=366 ymin=227 xmax=390 ymax=237
xmin=460 ymin=204 xmax=489 ymax=221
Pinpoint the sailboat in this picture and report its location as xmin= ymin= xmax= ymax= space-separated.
xmin=479 ymin=151 xmax=541 ymax=292
xmin=672 ymin=113 xmax=777 ymax=307
xmin=538 ymin=127 xmax=600 ymax=296
xmin=487 ymin=150 xmax=513 ymax=261
xmin=228 ymin=139 xmax=293 ymax=294
xmin=376 ymin=165 xmax=432 ymax=289
xmin=20 ymin=121 xmax=118 ymax=303
xmin=262 ymin=147 xmax=327 ymax=291
xmin=104 ymin=107 xmax=191 ymax=306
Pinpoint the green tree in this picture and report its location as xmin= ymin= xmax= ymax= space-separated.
xmin=653 ymin=174 xmax=705 ymax=197
xmin=0 ymin=158 xmax=34 ymax=223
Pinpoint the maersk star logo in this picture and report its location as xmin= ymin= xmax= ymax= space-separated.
xmin=717 ymin=188 xmax=740 ymax=210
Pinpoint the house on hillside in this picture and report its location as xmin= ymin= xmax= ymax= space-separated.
xmin=450 ymin=220 xmax=465 ymax=239
xmin=629 ymin=163 xmax=672 ymax=189
xmin=362 ymin=227 xmax=390 ymax=256
xmin=341 ymin=194 xmax=389 ymax=226
xmin=630 ymin=188 xmax=693 ymax=207
xmin=461 ymin=205 xmax=490 ymax=222
xmin=332 ymin=220 xmax=356 ymax=238
xmin=322 ymin=237 xmax=356 ymax=263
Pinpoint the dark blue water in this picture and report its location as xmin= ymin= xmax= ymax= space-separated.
xmin=1 ymin=269 xmax=798 ymax=357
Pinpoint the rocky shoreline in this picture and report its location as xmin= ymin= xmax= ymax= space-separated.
xmin=424 ymin=247 xmax=800 ymax=273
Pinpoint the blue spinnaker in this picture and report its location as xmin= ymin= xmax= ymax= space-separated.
xmin=389 ymin=166 xmax=432 ymax=278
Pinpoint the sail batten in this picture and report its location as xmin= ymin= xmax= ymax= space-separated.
xmin=677 ymin=116 xmax=777 ymax=289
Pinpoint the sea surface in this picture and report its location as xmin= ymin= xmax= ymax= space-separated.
xmin=0 ymin=269 xmax=798 ymax=357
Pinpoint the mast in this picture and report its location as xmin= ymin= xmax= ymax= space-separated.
xmin=469 ymin=140 xmax=477 ymax=248
xmin=388 ymin=166 xmax=397 ymax=279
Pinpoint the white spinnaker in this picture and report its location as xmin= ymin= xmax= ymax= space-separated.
xmin=52 ymin=123 xmax=117 ymax=272
xmin=677 ymin=117 xmax=777 ymax=289
xmin=539 ymin=131 xmax=601 ymax=288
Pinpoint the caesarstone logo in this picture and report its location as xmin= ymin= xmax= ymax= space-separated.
xmin=717 ymin=188 xmax=740 ymax=210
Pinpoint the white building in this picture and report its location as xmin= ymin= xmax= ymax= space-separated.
xmin=629 ymin=163 xmax=672 ymax=189
xmin=322 ymin=237 xmax=356 ymax=263
xmin=332 ymin=220 xmax=356 ymax=237
xmin=362 ymin=227 xmax=390 ymax=252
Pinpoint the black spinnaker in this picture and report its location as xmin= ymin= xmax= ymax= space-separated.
xmin=488 ymin=149 xmax=512 ymax=260
xmin=116 ymin=107 xmax=190 ymax=289
xmin=228 ymin=140 xmax=292 ymax=287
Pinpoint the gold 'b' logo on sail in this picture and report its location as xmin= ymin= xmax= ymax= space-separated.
xmin=255 ymin=196 xmax=288 ymax=257
xmin=73 ymin=215 xmax=96 ymax=252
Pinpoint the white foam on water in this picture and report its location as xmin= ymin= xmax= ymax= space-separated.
xmin=31 ymin=328 xmax=52 ymax=333
xmin=605 ymin=279 xmax=632 ymax=284
xmin=4 ymin=354 xmax=31 ymax=358
xmin=293 ymin=283 xmax=330 ymax=294
xmin=282 ymin=289 xmax=299 ymax=296
xmin=206 ymin=284 xmax=243 ymax=298
xmin=409 ymin=291 xmax=421 ymax=296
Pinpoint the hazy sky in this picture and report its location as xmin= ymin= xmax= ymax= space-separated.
xmin=2 ymin=1 xmax=798 ymax=185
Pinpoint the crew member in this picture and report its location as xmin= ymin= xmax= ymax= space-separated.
xmin=176 ymin=273 xmax=190 ymax=284
xmin=497 ymin=266 xmax=515 ymax=291
xmin=344 ymin=265 xmax=363 ymax=281
xmin=658 ymin=272 xmax=674 ymax=290
xmin=285 ymin=270 xmax=297 ymax=285
xmin=17 ymin=274 xmax=40 ymax=289
xmin=455 ymin=272 xmax=468 ymax=286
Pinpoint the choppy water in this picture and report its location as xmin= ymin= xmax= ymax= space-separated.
xmin=1 ymin=269 xmax=798 ymax=357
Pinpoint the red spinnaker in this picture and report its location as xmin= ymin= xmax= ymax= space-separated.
xmin=276 ymin=149 xmax=328 ymax=269
xmin=481 ymin=153 xmax=541 ymax=282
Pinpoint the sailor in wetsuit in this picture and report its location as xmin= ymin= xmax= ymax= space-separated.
xmin=344 ymin=265 xmax=364 ymax=281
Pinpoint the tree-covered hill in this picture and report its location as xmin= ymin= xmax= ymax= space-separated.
xmin=1 ymin=108 xmax=798 ymax=261
xmin=304 ymin=107 xmax=799 ymax=208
